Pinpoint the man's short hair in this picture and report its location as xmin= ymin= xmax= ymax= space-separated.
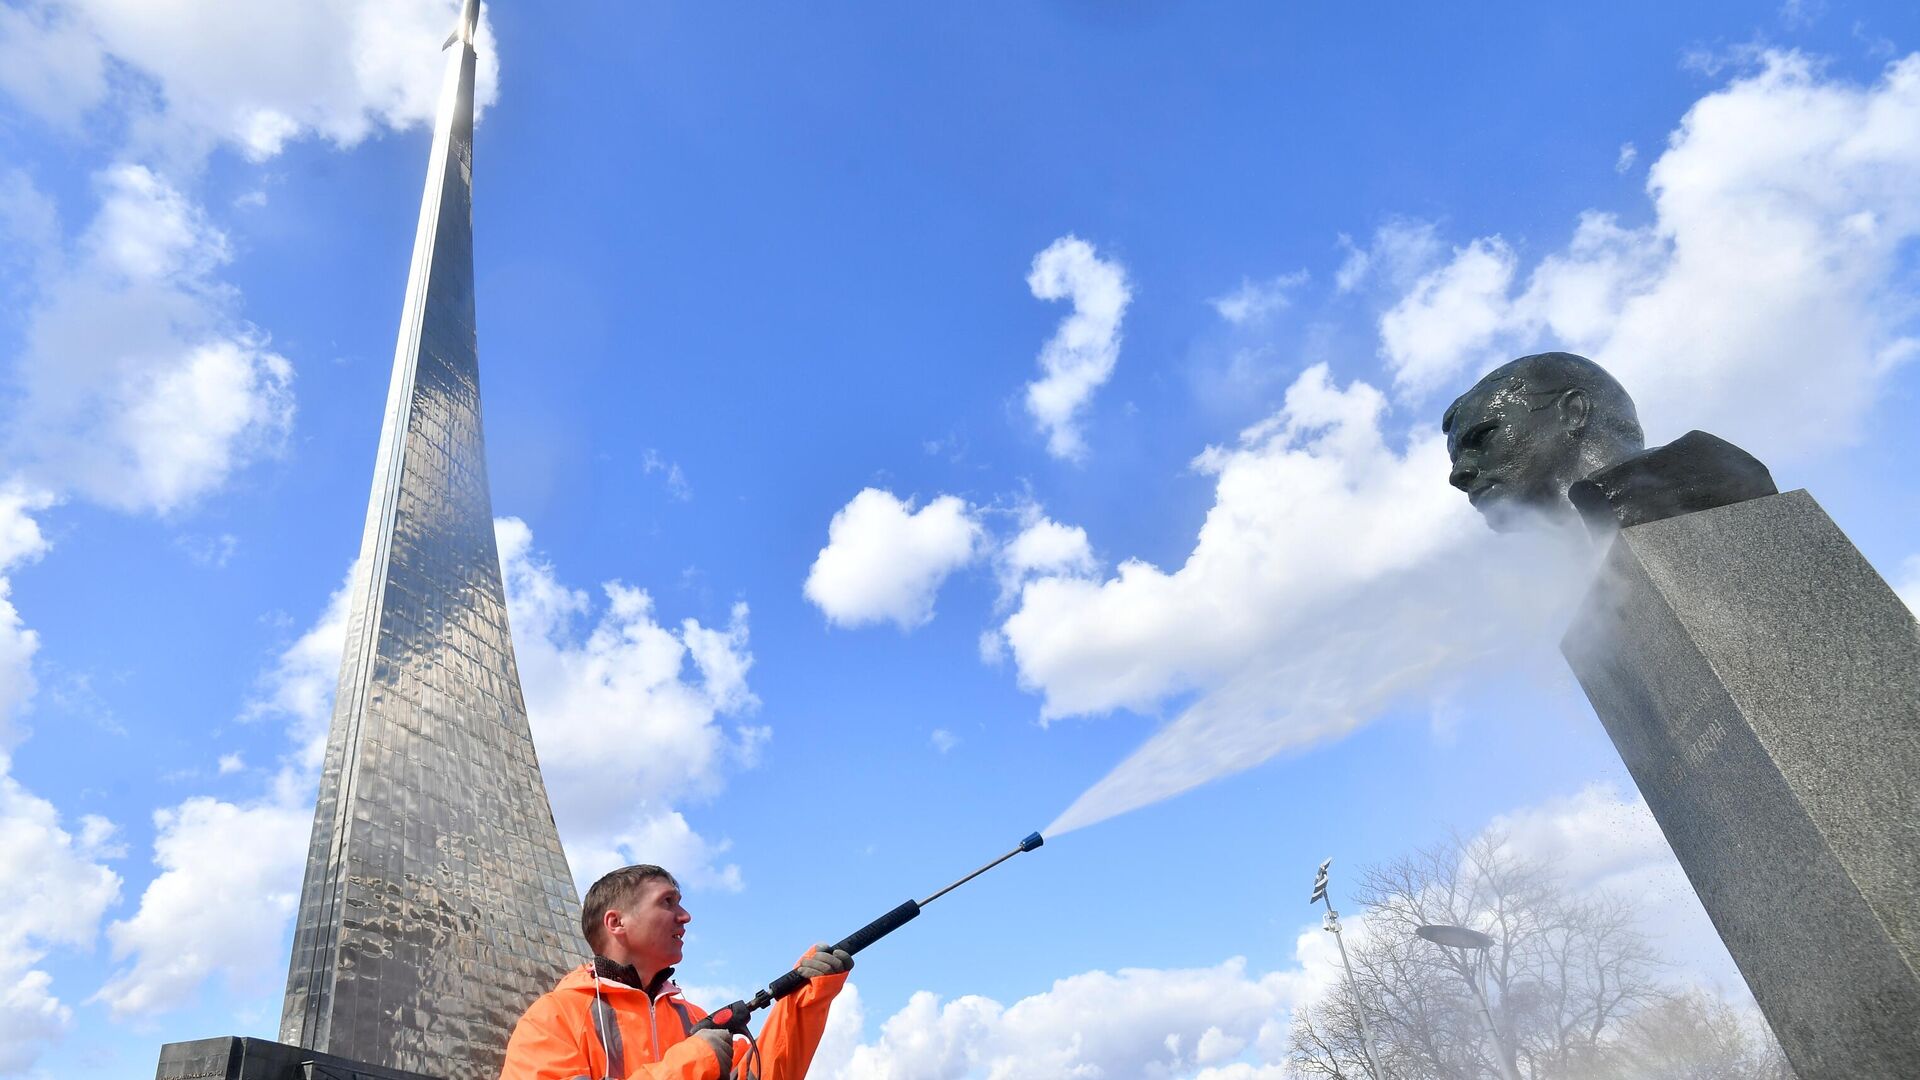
xmin=581 ymin=864 xmax=678 ymax=952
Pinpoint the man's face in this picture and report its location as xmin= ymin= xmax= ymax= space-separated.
xmin=608 ymin=878 xmax=689 ymax=973
xmin=1446 ymin=379 xmax=1582 ymax=531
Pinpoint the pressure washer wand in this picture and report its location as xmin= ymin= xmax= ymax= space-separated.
xmin=694 ymin=832 xmax=1044 ymax=1034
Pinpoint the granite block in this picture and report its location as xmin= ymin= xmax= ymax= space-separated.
xmin=1562 ymin=489 xmax=1920 ymax=1078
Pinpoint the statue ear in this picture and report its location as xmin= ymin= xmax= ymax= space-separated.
xmin=1558 ymin=388 xmax=1592 ymax=433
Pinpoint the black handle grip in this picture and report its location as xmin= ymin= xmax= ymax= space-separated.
xmin=689 ymin=1000 xmax=751 ymax=1034
xmin=835 ymin=899 xmax=921 ymax=956
xmin=767 ymin=968 xmax=809 ymax=999
xmin=763 ymin=900 xmax=922 ymax=1003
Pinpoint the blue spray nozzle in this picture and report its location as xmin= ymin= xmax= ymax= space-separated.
xmin=1020 ymin=832 xmax=1044 ymax=852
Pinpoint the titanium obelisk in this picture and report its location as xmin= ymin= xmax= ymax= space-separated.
xmin=280 ymin=1 xmax=580 ymax=1073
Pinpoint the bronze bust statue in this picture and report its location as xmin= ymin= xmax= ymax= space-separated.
xmin=1443 ymin=352 xmax=1777 ymax=534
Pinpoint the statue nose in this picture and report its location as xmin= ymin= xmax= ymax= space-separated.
xmin=1449 ymin=461 xmax=1477 ymax=491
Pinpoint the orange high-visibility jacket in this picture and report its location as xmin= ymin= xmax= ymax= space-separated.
xmin=499 ymin=952 xmax=847 ymax=1080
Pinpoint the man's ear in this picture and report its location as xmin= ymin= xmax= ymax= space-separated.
xmin=1557 ymin=388 xmax=1591 ymax=433
xmin=601 ymin=907 xmax=624 ymax=945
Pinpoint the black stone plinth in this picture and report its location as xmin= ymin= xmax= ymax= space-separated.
xmin=1562 ymin=489 xmax=1920 ymax=1079
xmin=156 ymin=1037 xmax=442 ymax=1080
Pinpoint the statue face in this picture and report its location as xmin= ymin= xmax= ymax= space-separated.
xmin=1445 ymin=379 xmax=1588 ymax=532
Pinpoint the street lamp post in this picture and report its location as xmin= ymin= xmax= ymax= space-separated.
xmin=1310 ymin=859 xmax=1386 ymax=1080
xmin=1414 ymin=924 xmax=1521 ymax=1080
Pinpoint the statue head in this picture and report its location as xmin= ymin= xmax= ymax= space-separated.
xmin=1442 ymin=352 xmax=1644 ymax=531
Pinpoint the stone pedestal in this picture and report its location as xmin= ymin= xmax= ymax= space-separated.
xmin=156 ymin=1037 xmax=441 ymax=1080
xmin=1561 ymin=489 xmax=1920 ymax=1079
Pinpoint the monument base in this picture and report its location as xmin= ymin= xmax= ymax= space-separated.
xmin=156 ymin=1037 xmax=442 ymax=1080
xmin=1561 ymin=489 xmax=1920 ymax=1079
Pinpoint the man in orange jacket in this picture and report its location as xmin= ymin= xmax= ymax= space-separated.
xmin=500 ymin=864 xmax=851 ymax=1080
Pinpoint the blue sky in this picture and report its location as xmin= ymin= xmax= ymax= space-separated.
xmin=2 ymin=1 xmax=1918 ymax=1076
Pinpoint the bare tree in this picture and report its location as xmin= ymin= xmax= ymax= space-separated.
xmin=1288 ymin=998 xmax=1374 ymax=1080
xmin=1287 ymin=832 xmax=1783 ymax=1080
xmin=1583 ymin=988 xmax=1793 ymax=1080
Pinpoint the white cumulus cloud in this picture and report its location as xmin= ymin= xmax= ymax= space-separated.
xmin=0 ymin=578 xmax=39 ymax=751
xmin=1377 ymin=51 xmax=1920 ymax=460
xmin=5 ymin=165 xmax=294 ymax=515
xmin=96 ymin=565 xmax=348 ymax=1019
xmin=0 ymin=716 xmax=120 ymax=1073
xmin=1210 ymin=271 xmax=1309 ymax=325
xmin=602 ymin=809 xmax=743 ymax=894
xmin=98 ymin=775 xmax=309 ymax=1017
xmin=816 ymin=958 xmax=1310 ymax=1080
xmin=0 ymin=486 xmax=55 ymax=748
xmin=1024 ymin=236 xmax=1132 ymax=461
xmin=1488 ymin=782 xmax=1748 ymax=995
xmin=500 ymin=517 xmax=759 ymax=894
xmin=1333 ymin=219 xmax=1444 ymax=296
xmin=1010 ymin=52 xmax=1920 ymax=838
xmin=0 ymin=2 xmax=106 ymax=130
xmin=0 ymin=0 xmax=500 ymax=162
xmin=0 ymin=971 xmax=70 ymax=1077
xmin=1008 ymin=365 xmax=1590 ymax=836
xmin=1003 ymin=517 xmax=1096 ymax=581
xmin=994 ymin=511 xmax=1098 ymax=611
xmin=1378 ymin=236 xmax=1520 ymax=397
xmin=805 ymin=489 xmax=983 ymax=631
xmin=241 ymin=563 xmax=357 ymax=769
xmin=0 ymin=768 xmax=123 ymax=1070
xmin=1006 ymin=365 xmax=1464 ymax=720
xmin=101 ymin=514 xmax=765 ymax=1015
xmin=816 ymin=787 xmax=1762 ymax=1079
xmin=811 ymin=782 xmax=1753 ymax=1080
xmin=0 ymin=486 xmax=122 ymax=1071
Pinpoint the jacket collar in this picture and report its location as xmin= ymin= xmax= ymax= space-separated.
xmin=592 ymin=954 xmax=677 ymax=997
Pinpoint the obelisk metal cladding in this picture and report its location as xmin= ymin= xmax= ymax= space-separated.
xmin=281 ymin=2 xmax=581 ymax=1074
xmin=1562 ymin=490 xmax=1920 ymax=1079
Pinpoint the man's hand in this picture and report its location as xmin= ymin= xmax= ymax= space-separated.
xmin=690 ymin=1027 xmax=732 ymax=1076
xmin=794 ymin=944 xmax=854 ymax=979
